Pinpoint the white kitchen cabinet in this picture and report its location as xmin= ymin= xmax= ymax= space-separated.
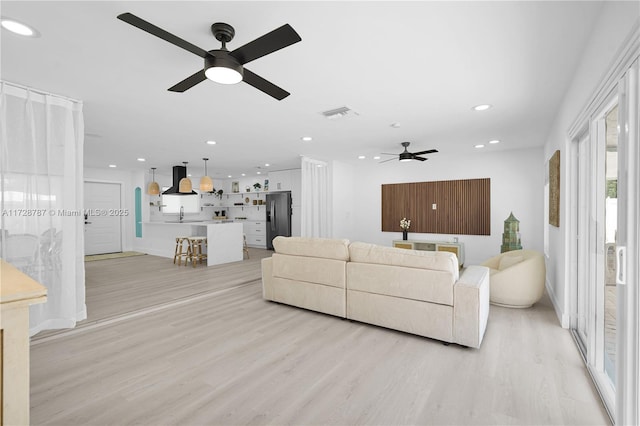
xmin=243 ymin=220 xmax=267 ymax=248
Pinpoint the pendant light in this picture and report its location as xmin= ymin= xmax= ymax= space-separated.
xmin=148 ymin=167 xmax=160 ymax=195
xmin=200 ymin=158 xmax=213 ymax=192
xmin=179 ymin=161 xmax=193 ymax=193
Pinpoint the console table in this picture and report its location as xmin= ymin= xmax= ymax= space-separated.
xmin=392 ymin=239 xmax=465 ymax=267
xmin=1 ymin=260 xmax=47 ymax=425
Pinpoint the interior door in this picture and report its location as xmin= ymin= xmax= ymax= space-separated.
xmin=84 ymin=181 xmax=122 ymax=255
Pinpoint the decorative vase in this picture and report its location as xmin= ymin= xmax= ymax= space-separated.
xmin=402 ymin=230 xmax=408 ymax=241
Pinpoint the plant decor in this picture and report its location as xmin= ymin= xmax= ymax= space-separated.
xmin=400 ymin=217 xmax=411 ymax=241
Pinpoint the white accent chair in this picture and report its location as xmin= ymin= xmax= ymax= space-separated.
xmin=481 ymin=249 xmax=546 ymax=308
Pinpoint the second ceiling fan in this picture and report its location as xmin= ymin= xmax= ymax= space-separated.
xmin=117 ymin=12 xmax=301 ymax=100
xmin=380 ymin=142 xmax=438 ymax=163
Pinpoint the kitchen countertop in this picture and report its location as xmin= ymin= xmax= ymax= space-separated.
xmin=144 ymin=220 xmax=235 ymax=225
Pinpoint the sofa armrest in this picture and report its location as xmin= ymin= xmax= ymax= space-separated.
xmin=262 ymin=257 xmax=274 ymax=300
xmin=453 ymin=265 xmax=490 ymax=348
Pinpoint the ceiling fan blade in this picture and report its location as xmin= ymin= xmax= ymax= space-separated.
xmin=229 ymin=24 xmax=301 ymax=65
xmin=379 ymin=157 xmax=397 ymax=163
xmin=413 ymin=156 xmax=428 ymax=161
xmin=242 ymin=68 xmax=290 ymax=100
xmin=412 ymin=149 xmax=439 ymax=156
xmin=168 ymin=70 xmax=207 ymax=92
xmin=117 ymin=13 xmax=211 ymax=59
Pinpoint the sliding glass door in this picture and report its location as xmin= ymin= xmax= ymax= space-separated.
xmin=572 ymin=95 xmax=618 ymax=412
xmin=571 ymin=59 xmax=639 ymax=424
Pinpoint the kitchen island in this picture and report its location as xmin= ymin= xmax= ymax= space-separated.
xmin=143 ymin=221 xmax=243 ymax=266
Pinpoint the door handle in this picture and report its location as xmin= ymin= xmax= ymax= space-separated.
xmin=270 ymin=201 xmax=276 ymax=231
xmin=85 ymin=221 xmax=92 ymax=225
xmin=616 ymin=246 xmax=626 ymax=285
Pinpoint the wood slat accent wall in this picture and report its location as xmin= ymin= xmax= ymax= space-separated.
xmin=381 ymin=178 xmax=490 ymax=235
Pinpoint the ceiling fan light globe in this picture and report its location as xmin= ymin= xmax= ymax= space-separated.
xmin=205 ymin=55 xmax=243 ymax=85
xmin=399 ymin=152 xmax=413 ymax=162
xmin=205 ymin=66 xmax=242 ymax=84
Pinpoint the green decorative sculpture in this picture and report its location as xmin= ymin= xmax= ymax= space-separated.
xmin=501 ymin=212 xmax=523 ymax=253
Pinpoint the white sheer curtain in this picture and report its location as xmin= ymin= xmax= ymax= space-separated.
xmin=0 ymin=81 xmax=86 ymax=336
xmin=301 ymin=156 xmax=329 ymax=237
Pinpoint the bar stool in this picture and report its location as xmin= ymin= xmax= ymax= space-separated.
xmin=173 ymin=236 xmax=191 ymax=266
xmin=187 ymin=236 xmax=208 ymax=267
xmin=243 ymin=233 xmax=250 ymax=259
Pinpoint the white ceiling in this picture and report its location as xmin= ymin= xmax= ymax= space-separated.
xmin=1 ymin=1 xmax=602 ymax=178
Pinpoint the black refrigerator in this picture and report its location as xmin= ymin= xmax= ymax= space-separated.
xmin=266 ymin=191 xmax=292 ymax=249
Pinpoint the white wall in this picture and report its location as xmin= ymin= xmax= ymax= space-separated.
xmin=332 ymin=148 xmax=543 ymax=265
xmin=543 ymin=2 xmax=639 ymax=325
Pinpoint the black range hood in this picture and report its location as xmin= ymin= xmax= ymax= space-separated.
xmin=162 ymin=165 xmax=197 ymax=195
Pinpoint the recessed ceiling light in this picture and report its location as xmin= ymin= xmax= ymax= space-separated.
xmin=241 ymin=173 xmax=246 ymax=176
xmin=227 ymin=175 xmax=232 ymax=178
xmin=472 ymin=104 xmax=492 ymax=111
xmin=137 ymin=158 xmax=146 ymax=162
xmin=206 ymin=140 xmax=217 ymax=145
xmin=358 ymin=155 xmax=366 ymax=160
xmin=373 ymin=156 xmax=381 ymax=160
xmin=301 ymin=136 xmax=313 ymax=142
xmin=489 ymin=139 xmax=500 ymax=144
xmin=108 ymin=164 xmax=117 ymax=168
xmin=475 ymin=144 xmax=485 ymax=149
xmin=264 ymin=163 xmax=270 ymax=167
xmin=257 ymin=171 xmax=261 ymax=175
xmin=1 ymin=18 xmax=38 ymax=37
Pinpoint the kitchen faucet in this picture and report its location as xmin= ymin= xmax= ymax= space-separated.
xmin=179 ymin=206 xmax=184 ymax=222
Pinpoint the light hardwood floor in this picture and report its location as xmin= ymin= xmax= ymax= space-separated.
xmin=30 ymin=253 xmax=610 ymax=425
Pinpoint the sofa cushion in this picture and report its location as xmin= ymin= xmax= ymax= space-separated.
xmin=272 ymin=253 xmax=347 ymax=289
xmin=347 ymin=262 xmax=455 ymax=305
xmin=273 ymin=236 xmax=350 ymax=261
xmin=349 ymin=242 xmax=459 ymax=280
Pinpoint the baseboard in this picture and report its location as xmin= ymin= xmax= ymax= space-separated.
xmin=545 ymin=278 xmax=570 ymax=328
xmin=132 ymin=246 xmax=170 ymax=258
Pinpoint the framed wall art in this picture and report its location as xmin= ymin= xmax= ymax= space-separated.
xmin=549 ymin=150 xmax=560 ymax=227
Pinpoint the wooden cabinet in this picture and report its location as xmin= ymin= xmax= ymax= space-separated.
xmin=392 ymin=239 xmax=465 ymax=267
xmin=243 ymin=221 xmax=267 ymax=248
xmin=0 ymin=260 xmax=47 ymax=425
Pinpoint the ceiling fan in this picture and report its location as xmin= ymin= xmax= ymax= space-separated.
xmin=117 ymin=13 xmax=301 ymax=100
xmin=380 ymin=142 xmax=438 ymax=163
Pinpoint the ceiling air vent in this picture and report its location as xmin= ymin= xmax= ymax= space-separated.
xmin=321 ymin=106 xmax=359 ymax=120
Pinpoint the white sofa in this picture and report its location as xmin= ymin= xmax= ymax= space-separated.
xmin=262 ymin=237 xmax=490 ymax=348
